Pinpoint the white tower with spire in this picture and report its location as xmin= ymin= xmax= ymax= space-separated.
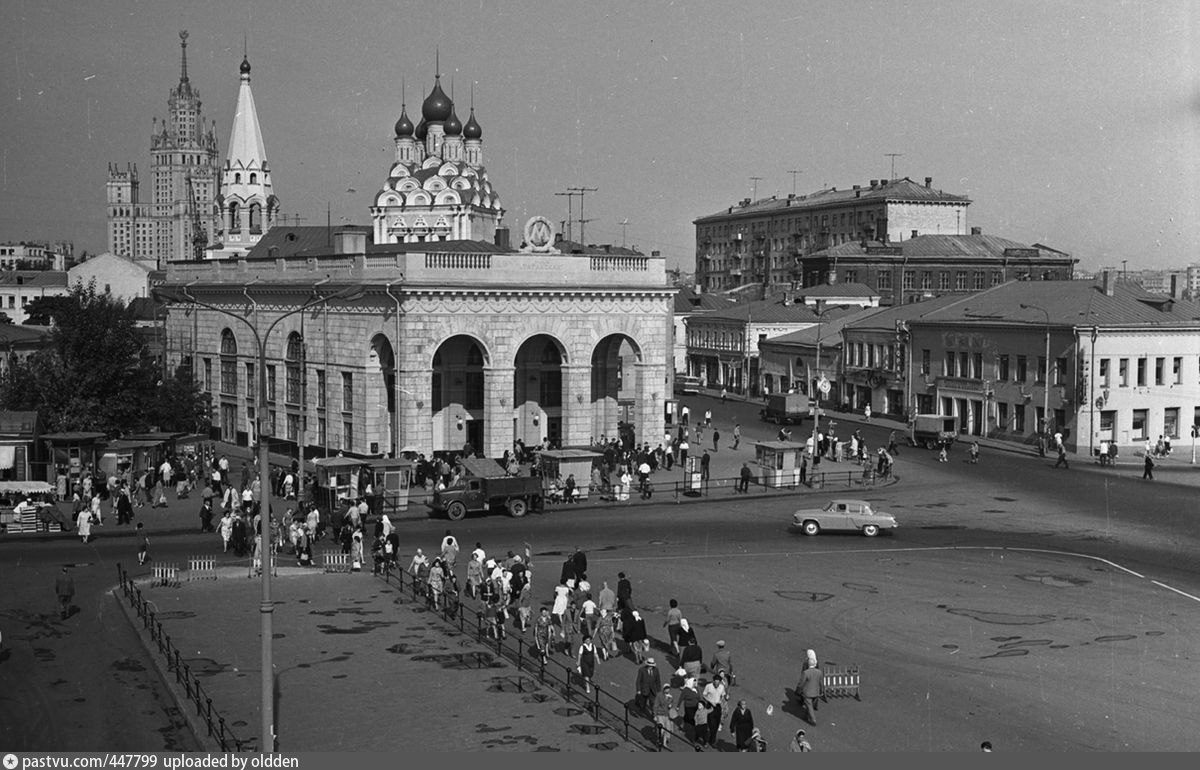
xmin=211 ymin=50 xmax=278 ymax=258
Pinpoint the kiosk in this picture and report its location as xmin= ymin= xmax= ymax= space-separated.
xmin=42 ymin=432 xmax=106 ymax=486
xmin=538 ymin=448 xmax=603 ymax=501
xmin=754 ymin=440 xmax=808 ymax=488
xmin=369 ymin=457 xmax=413 ymax=515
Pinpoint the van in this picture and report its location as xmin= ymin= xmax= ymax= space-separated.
xmin=674 ymin=374 xmax=701 ymax=395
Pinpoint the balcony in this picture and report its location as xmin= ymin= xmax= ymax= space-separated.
xmin=935 ymin=375 xmax=986 ymax=392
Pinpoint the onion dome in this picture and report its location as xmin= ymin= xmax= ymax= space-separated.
xmin=463 ymin=107 xmax=482 ymax=140
xmin=415 ymin=118 xmax=428 ymax=141
xmin=240 ymin=55 xmax=251 ymax=75
xmin=444 ymin=104 xmax=462 ymax=136
xmin=421 ymin=75 xmax=452 ymax=122
xmin=394 ymin=105 xmax=414 ymax=138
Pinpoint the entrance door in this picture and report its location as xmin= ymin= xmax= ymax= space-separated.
xmin=466 ymin=420 xmax=483 ymax=455
xmin=221 ymin=403 xmax=237 ymax=442
xmin=956 ymin=398 xmax=968 ymax=434
xmin=971 ymin=399 xmax=983 ymax=435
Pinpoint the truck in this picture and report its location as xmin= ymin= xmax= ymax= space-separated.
xmin=760 ymin=392 xmax=811 ymax=425
xmin=428 ymin=457 xmax=544 ymax=521
xmin=908 ymin=414 xmax=959 ymax=449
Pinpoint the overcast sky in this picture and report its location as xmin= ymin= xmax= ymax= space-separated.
xmin=1 ymin=0 xmax=1198 ymax=273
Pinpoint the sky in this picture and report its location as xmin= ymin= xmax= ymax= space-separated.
xmin=1 ymin=0 xmax=1199 ymax=274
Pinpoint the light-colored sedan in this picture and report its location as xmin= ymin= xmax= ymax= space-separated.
xmin=791 ymin=499 xmax=898 ymax=537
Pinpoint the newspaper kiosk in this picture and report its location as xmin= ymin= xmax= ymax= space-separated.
xmin=754 ymin=440 xmax=807 ymax=488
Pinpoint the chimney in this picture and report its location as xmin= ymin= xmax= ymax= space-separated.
xmin=970 ymin=226 xmax=982 ymax=236
xmin=852 ymin=185 xmax=860 ymax=190
xmin=494 ymin=226 xmax=511 ymax=251
xmin=870 ymin=180 xmax=878 ymax=188
xmin=911 ymin=230 xmax=919 ymax=239
xmin=694 ymin=283 xmax=702 ymax=294
xmin=1102 ymin=269 xmax=1114 ymax=296
xmin=651 ymin=250 xmax=661 ymax=257
xmin=334 ymin=229 xmax=367 ymax=255
xmin=925 ymin=176 xmax=932 ymax=188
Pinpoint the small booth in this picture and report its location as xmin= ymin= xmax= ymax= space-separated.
xmin=0 ymin=480 xmax=66 ymax=534
xmin=664 ymin=399 xmax=679 ymax=430
xmin=0 ymin=411 xmax=44 ymax=483
xmin=683 ymin=454 xmax=703 ymax=495
xmin=42 ymin=432 xmax=106 ymax=487
xmin=369 ymin=457 xmax=413 ymax=515
xmin=538 ymin=448 xmax=603 ymax=501
xmin=99 ymin=438 xmax=170 ymax=479
xmin=754 ymin=440 xmax=808 ymax=488
xmin=311 ymin=457 xmax=370 ymax=520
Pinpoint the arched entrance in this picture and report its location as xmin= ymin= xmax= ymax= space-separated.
xmin=366 ymin=334 xmax=396 ymax=456
xmin=513 ymin=334 xmax=566 ymax=448
xmin=591 ymin=335 xmax=642 ymax=449
xmin=431 ymin=335 xmax=487 ymax=455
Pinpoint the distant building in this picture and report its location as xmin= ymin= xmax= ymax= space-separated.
xmin=672 ymin=286 xmax=735 ymax=378
xmin=107 ymin=31 xmax=222 ymax=265
xmin=757 ymin=306 xmax=883 ymax=407
xmin=694 ymin=176 xmax=971 ymax=293
xmin=68 ymin=252 xmax=163 ymax=302
xmin=0 ymin=242 xmax=74 ymax=271
xmin=0 ymin=326 xmax=51 ymax=377
xmin=0 ymin=272 xmax=69 ymax=325
xmin=796 ymin=229 xmax=1076 ymax=306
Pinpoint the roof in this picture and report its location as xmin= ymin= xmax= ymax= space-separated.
xmin=127 ymin=297 xmax=166 ymax=321
xmin=695 ymin=177 xmax=970 ymax=224
xmin=912 ymin=278 xmax=1200 ymax=328
xmin=461 ymin=457 xmax=507 ymax=478
xmin=798 ymin=282 xmax=879 ymax=299
xmin=840 ymin=294 xmax=965 ymax=332
xmin=0 ymin=411 xmax=40 ymax=434
xmin=244 ymin=226 xmax=374 ymax=260
xmin=0 ymin=271 xmax=69 ymax=287
xmin=0 ymin=325 xmax=50 ymax=345
xmin=759 ymin=307 xmax=884 ymax=347
xmin=538 ymin=448 xmax=603 ymax=459
xmin=753 ymin=440 xmax=807 ymax=450
xmin=674 ymin=285 xmax=737 ymax=314
xmin=812 ymin=233 xmax=1071 ymax=261
xmin=42 ymin=431 xmax=107 ymax=442
xmin=702 ymin=296 xmax=827 ymax=324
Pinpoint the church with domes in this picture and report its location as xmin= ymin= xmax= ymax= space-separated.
xmin=371 ymin=74 xmax=503 ymax=244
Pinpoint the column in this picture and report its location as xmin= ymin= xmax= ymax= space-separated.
xmin=483 ymin=366 xmax=514 ymax=459
xmin=561 ymin=364 xmax=593 ymax=447
xmin=396 ymin=368 xmax=431 ymax=458
xmin=635 ymin=361 xmax=667 ymax=449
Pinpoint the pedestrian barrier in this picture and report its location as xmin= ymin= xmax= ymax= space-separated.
xmin=187 ymin=556 xmax=217 ymax=582
xmin=822 ymin=664 xmax=861 ymax=700
xmin=247 ymin=554 xmax=278 ymax=579
xmin=153 ymin=562 xmax=180 ymax=587
xmin=322 ymin=551 xmax=352 ymax=573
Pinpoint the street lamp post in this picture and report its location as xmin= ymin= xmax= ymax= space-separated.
xmin=808 ymin=306 xmax=838 ymax=473
xmin=1020 ymin=304 xmax=1051 ymax=454
xmin=155 ymin=283 xmax=364 ymax=752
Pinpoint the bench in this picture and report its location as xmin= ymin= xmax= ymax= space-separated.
xmin=822 ymin=664 xmax=861 ymax=700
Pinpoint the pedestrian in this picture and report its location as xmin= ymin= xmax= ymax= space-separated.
xmin=135 ymin=522 xmax=150 ymax=566
xmin=720 ymin=387 xmax=727 ymax=403
xmin=55 ymin=567 xmax=75 ymax=620
xmin=700 ymin=450 xmax=710 ymax=481
xmin=789 ymin=728 xmax=813 ymax=752
xmin=408 ymin=547 xmax=428 ymax=575
xmin=665 ymin=599 xmax=683 ymax=654
xmin=980 ymin=741 xmax=993 ymax=752
xmin=1054 ymin=444 xmax=1069 ymax=469
xmin=729 ymin=699 xmax=756 ymax=751
xmin=737 ymin=462 xmax=751 ymax=493
xmin=75 ymin=507 xmax=92 ymax=544
xmin=704 ymin=409 xmax=712 ymax=427
xmin=712 ymin=428 xmax=720 ymax=452
xmin=198 ymin=498 xmax=213 ymax=533
xmin=627 ymin=610 xmax=649 ymax=663
xmin=732 ymin=423 xmax=741 ymax=450
xmin=679 ymin=621 xmax=703 ymax=679
xmin=440 ymin=530 xmax=459 ymax=568
xmin=652 ymin=687 xmax=674 ymax=749
xmin=351 ymin=527 xmax=364 ymax=571
xmin=703 ymin=671 xmax=729 ymax=745
xmin=797 ymin=648 xmax=824 ymax=725
xmin=887 ymin=430 xmax=898 ymax=455
xmin=1143 ymin=453 xmax=1155 ymax=480
xmin=681 ymin=404 xmax=690 ymax=425
xmin=969 ymin=441 xmax=980 ymax=464
xmin=576 ymin=634 xmax=598 ymax=694
xmin=533 ymin=607 xmax=553 ymax=664
xmin=710 ymin=639 xmax=734 ymax=684
xmin=219 ymin=511 xmax=233 ymax=552
xmin=864 ymin=403 xmax=871 ymax=421
xmin=679 ymin=675 xmax=703 ymax=743
xmin=635 ymin=657 xmax=661 ymax=713
xmin=616 ymin=571 xmax=633 ymax=612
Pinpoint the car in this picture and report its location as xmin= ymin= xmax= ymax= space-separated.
xmin=791 ymin=498 xmax=897 ymax=537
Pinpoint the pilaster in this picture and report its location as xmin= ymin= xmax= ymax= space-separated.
xmin=562 ymin=364 xmax=593 ymax=447
xmin=635 ymin=361 xmax=667 ymax=448
xmin=483 ymin=366 xmax=515 ymax=458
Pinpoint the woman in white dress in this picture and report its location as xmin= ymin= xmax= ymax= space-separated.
xmin=76 ymin=509 xmax=92 ymax=543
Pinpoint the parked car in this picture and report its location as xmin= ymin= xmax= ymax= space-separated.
xmin=791 ymin=498 xmax=897 ymax=537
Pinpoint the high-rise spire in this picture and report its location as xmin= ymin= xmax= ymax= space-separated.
xmin=179 ymin=30 xmax=189 ymax=83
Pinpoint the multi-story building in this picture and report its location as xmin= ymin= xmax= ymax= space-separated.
xmin=693 ymin=176 xmax=970 ymax=294
xmin=0 ymin=242 xmax=74 ymax=271
xmin=0 ymin=272 xmax=69 ymax=325
xmin=672 ymin=286 xmax=734 ymax=378
xmin=796 ymin=229 xmax=1076 ymax=306
xmin=107 ymin=31 xmax=221 ymax=265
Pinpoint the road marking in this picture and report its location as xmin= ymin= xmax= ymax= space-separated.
xmin=1151 ymin=580 xmax=1200 ymax=604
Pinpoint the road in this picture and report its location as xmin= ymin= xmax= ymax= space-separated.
xmin=2 ymin=396 xmax=1198 ymax=750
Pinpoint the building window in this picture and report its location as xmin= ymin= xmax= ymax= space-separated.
xmin=1154 ymin=357 xmax=1165 ymax=386
xmin=245 ymin=363 xmax=255 ymax=401
xmin=1164 ymin=407 xmax=1180 ymax=439
xmin=286 ymin=333 xmax=303 ymax=404
xmin=1017 ymin=355 xmax=1028 ymax=381
xmin=999 ymin=355 xmax=1010 ymax=381
xmin=318 ymin=417 xmax=327 ymax=447
xmin=944 ymin=351 xmax=955 ymax=377
xmin=878 ymin=271 xmax=891 ymax=290
xmin=844 ymin=269 xmax=857 ymax=283
xmin=1132 ymin=409 xmax=1148 ymax=439
xmin=266 ymin=408 xmax=277 ymax=437
xmin=955 ymin=271 xmax=967 ymax=290
xmin=997 ymin=402 xmax=1009 ymax=430
xmin=316 ymin=370 xmax=326 ymax=411
xmin=921 ymin=272 xmax=932 ymax=290
xmin=903 ymin=270 xmax=914 ymax=290
xmin=343 ymin=421 xmax=354 ymax=451
xmin=973 ymin=272 xmax=984 ymax=290
xmin=342 ymin=372 xmax=354 ymax=412
xmin=937 ymin=272 xmax=948 ymax=291
xmin=203 ymin=359 xmax=212 ymax=392
xmin=973 ymin=353 xmax=983 ymax=379
xmin=1136 ymin=358 xmax=1147 ymax=387
xmin=219 ymin=329 xmax=237 ymax=395
xmin=921 ymin=349 xmax=930 ymax=375
xmin=1173 ymin=357 xmax=1182 ymax=384
xmin=1100 ymin=359 xmax=1110 ymax=387
xmin=1015 ymin=404 xmax=1026 ymax=432
xmin=1055 ymin=357 xmax=1067 ymax=384
xmin=1119 ymin=358 xmax=1128 ymax=386
xmin=286 ymin=413 xmax=300 ymax=443
xmin=1036 ymin=356 xmax=1047 ymax=384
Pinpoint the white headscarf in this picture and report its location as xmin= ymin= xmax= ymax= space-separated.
xmin=680 ymin=618 xmax=690 ymax=632
xmin=806 ymin=649 xmax=818 ymax=668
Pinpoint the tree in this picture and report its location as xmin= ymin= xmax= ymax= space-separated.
xmin=21 ymin=295 xmax=74 ymax=327
xmin=0 ymin=281 xmax=210 ymax=436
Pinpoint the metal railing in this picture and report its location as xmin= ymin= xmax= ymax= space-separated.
xmin=116 ymin=564 xmax=248 ymax=752
xmin=375 ymin=562 xmax=702 ymax=751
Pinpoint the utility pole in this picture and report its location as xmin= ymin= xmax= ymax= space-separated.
xmin=568 ymin=186 xmax=597 ymax=244
xmin=555 ymin=190 xmax=577 ymax=241
xmin=618 ymin=218 xmax=631 ymax=247
xmin=787 ymin=170 xmax=803 ymax=196
xmin=884 ymin=153 xmax=903 ymax=181
xmin=749 ymin=176 xmax=763 ymax=201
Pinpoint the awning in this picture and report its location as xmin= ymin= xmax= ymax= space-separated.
xmin=0 ymin=445 xmax=16 ymax=470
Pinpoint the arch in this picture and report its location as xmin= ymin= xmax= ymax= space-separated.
xmin=591 ymin=334 xmax=644 ymax=449
xmin=228 ymin=201 xmax=240 ymax=232
xmin=234 ymin=172 xmax=241 ymax=184
xmin=397 ymin=178 xmax=421 ymax=193
xmin=451 ymin=178 xmax=472 ymax=191
xmin=285 ymin=331 xmax=303 ymax=404
xmin=408 ymin=191 xmax=432 ymax=206
xmin=435 ymin=190 xmax=461 ymax=206
xmin=437 ymin=161 xmax=461 ymax=177
xmin=430 ymin=334 xmax=489 ymax=454
xmin=219 ymin=328 xmax=238 ymax=395
xmin=249 ymin=172 xmax=257 ymax=185
xmin=249 ymin=202 xmax=262 ymax=233
xmin=366 ymin=333 xmax=397 ymax=456
xmin=423 ymin=176 xmax=447 ymax=192
xmin=513 ymin=334 xmax=568 ymax=448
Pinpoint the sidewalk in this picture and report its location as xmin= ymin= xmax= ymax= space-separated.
xmin=115 ymin=565 xmax=640 ymax=752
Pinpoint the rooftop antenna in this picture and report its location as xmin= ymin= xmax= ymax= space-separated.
xmin=555 ymin=190 xmax=578 ymax=241
xmin=885 ymin=153 xmax=903 ymax=181
xmin=749 ymin=176 xmax=763 ymax=201
xmin=787 ymin=170 xmax=803 ymax=196
xmin=618 ymin=218 xmax=631 ymax=247
xmin=568 ymin=186 xmax=598 ymax=244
